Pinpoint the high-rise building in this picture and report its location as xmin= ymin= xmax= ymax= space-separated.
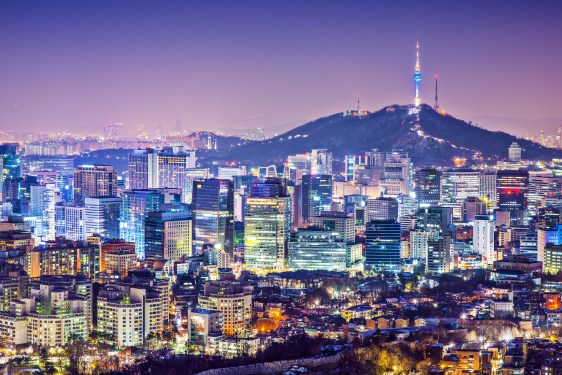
xmin=288 ymin=229 xmax=347 ymax=271
xmin=415 ymin=206 xmax=453 ymax=235
xmin=55 ymin=204 xmax=86 ymax=241
xmin=244 ymin=179 xmax=292 ymax=273
xmin=184 ymin=168 xmax=210 ymax=204
xmin=301 ymin=174 xmax=332 ymax=223
xmin=527 ymin=172 xmax=562 ymax=215
xmin=157 ymin=147 xmax=196 ymax=195
xmin=128 ymin=149 xmax=158 ymax=190
xmin=197 ymin=280 xmax=253 ymax=336
xmin=0 ymin=143 xmax=21 ymax=181
xmin=73 ymin=165 xmax=118 ymax=206
xmin=427 ymin=236 xmax=452 ymax=273
xmin=365 ymin=219 xmax=401 ymax=269
xmin=414 ymin=168 xmax=441 ymax=205
xmin=85 ymin=197 xmax=121 ymax=241
xmin=29 ymin=183 xmax=57 ymax=242
xmin=508 ymin=142 xmax=522 ymax=162
xmin=409 ymin=230 xmax=439 ymax=261
xmin=366 ymin=197 xmax=399 ymax=222
xmin=496 ymin=170 xmax=529 ymax=226
xmin=440 ymin=169 xmax=481 ymax=205
xmin=191 ymin=179 xmax=234 ymax=259
xmin=120 ymin=188 xmax=182 ymax=259
xmin=309 ymin=211 xmax=355 ymax=244
xmin=144 ymin=209 xmax=192 ymax=260
xmin=473 ymin=215 xmax=495 ymax=266
xmin=310 ymin=149 xmax=332 ymax=175
xmin=479 ymin=170 xmax=497 ymax=209
xmin=462 ymin=197 xmax=487 ymax=222
xmin=380 ymin=150 xmax=413 ymax=197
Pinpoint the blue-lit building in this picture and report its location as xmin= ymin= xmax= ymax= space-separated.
xmin=0 ymin=143 xmax=21 ymax=180
xmin=145 ymin=208 xmax=191 ymax=260
xmin=120 ymin=188 xmax=182 ymax=259
xmin=288 ymin=228 xmax=347 ymax=271
xmin=301 ymin=174 xmax=332 ymax=223
xmin=414 ymin=168 xmax=441 ymax=205
xmin=365 ymin=219 xmax=401 ymax=270
xmin=191 ymin=179 xmax=234 ymax=258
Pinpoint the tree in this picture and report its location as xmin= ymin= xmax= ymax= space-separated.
xmin=65 ymin=333 xmax=89 ymax=375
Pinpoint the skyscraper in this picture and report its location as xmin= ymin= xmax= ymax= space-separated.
xmin=191 ymin=179 xmax=234 ymax=259
xmin=128 ymin=149 xmax=158 ymax=190
xmin=365 ymin=219 xmax=401 ymax=269
xmin=301 ymin=174 xmax=332 ymax=223
xmin=73 ymin=165 xmax=118 ymax=206
xmin=380 ymin=150 xmax=413 ymax=197
xmin=508 ymin=142 xmax=522 ymax=162
xmin=288 ymin=229 xmax=347 ymax=271
xmin=244 ymin=178 xmax=292 ymax=273
xmin=120 ymin=188 xmax=182 ymax=259
xmin=496 ymin=169 xmax=529 ymax=226
xmin=85 ymin=197 xmax=121 ymax=241
xmin=414 ymin=168 xmax=441 ymax=205
xmin=473 ymin=214 xmax=495 ymax=266
xmin=157 ymin=147 xmax=196 ymax=192
xmin=145 ymin=209 xmax=192 ymax=260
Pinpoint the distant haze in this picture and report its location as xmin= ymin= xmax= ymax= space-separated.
xmin=1 ymin=0 xmax=561 ymax=136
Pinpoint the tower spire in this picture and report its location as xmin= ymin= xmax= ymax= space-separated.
xmin=434 ymin=74 xmax=439 ymax=110
xmin=357 ymin=95 xmax=360 ymax=113
xmin=413 ymin=42 xmax=422 ymax=107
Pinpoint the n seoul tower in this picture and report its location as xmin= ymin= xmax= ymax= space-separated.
xmin=413 ymin=42 xmax=422 ymax=107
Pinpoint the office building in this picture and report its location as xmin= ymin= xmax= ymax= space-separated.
xmin=414 ymin=168 xmax=441 ymax=205
xmin=365 ymin=219 xmax=401 ymax=269
xmin=120 ymin=188 xmax=182 ymax=259
xmin=145 ymin=209 xmax=192 ymax=260
xmin=380 ymin=150 xmax=413 ymax=197
xmin=496 ymin=169 xmax=529 ymax=226
xmin=309 ymin=211 xmax=355 ymax=244
xmin=157 ymin=147 xmax=196 ymax=196
xmin=462 ymin=197 xmax=487 ymax=222
xmin=301 ymin=174 xmax=332 ymax=223
xmin=288 ymin=229 xmax=347 ymax=271
xmin=128 ymin=149 xmax=158 ymax=189
xmin=473 ymin=215 xmax=495 ymax=266
xmin=244 ymin=179 xmax=292 ymax=273
xmin=309 ymin=149 xmax=332 ymax=175
xmin=84 ymin=196 xmax=121 ymax=240
xmin=366 ymin=197 xmax=399 ymax=222
xmin=508 ymin=142 xmax=522 ymax=162
xmin=191 ymin=179 xmax=234 ymax=259
xmin=73 ymin=164 xmax=117 ymax=206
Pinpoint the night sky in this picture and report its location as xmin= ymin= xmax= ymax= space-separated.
xmin=1 ymin=0 xmax=561 ymax=136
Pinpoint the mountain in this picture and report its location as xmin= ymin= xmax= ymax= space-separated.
xmin=200 ymin=104 xmax=562 ymax=166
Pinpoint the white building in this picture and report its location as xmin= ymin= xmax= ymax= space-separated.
xmin=473 ymin=215 xmax=495 ymax=266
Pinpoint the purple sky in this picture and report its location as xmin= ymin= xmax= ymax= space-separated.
xmin=1 ymin=0 xmax=561 ymax=136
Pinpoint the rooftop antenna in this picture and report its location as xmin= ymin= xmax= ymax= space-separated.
xmin=434 ymin=74 xmax=439 ymax=111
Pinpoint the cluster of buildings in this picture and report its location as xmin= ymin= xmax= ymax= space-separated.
xmin=1 ymin=136 xmax=562 ymax=371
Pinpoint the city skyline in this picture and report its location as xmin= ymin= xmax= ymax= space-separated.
xmin=1 ymin=0 xmax=562 ymax=136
